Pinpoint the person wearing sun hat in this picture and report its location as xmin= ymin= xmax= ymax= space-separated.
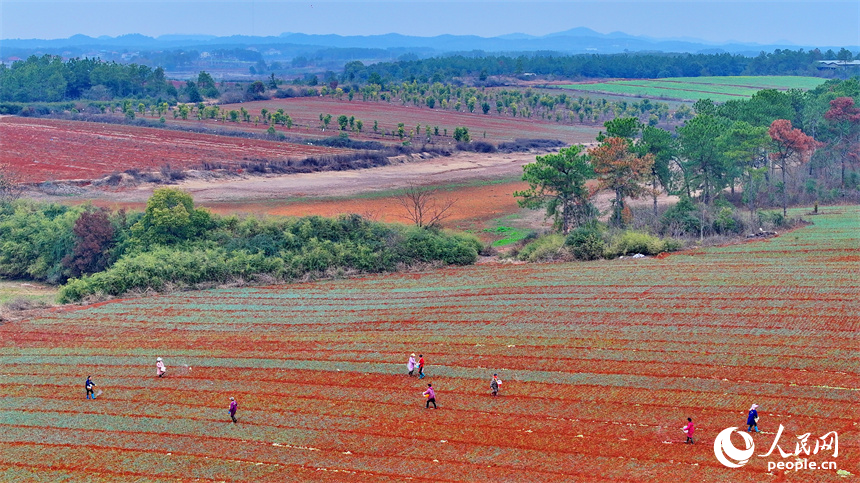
xmin=747 ymin=404 xmax=760 ymax=432
xmin=156 ymin=357 xmax=166 ymax=378
xmin=407 ymin=353 xmax=417 ymax=376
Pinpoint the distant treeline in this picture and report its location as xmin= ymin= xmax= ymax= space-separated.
xmin=0 ymin=55 xmax=178 ymax=103
xmin=341 ymin=48 xmax=857 ymax=85
xmin=2 ymin=48 xmax=857 ymax=105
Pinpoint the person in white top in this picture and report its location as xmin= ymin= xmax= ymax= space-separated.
xmin=156 ymin=357 xmax=167 ymax=378
xmin=407 ymin=353 xmax=417 ymax=376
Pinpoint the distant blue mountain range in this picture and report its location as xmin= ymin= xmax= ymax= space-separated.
xmin=2 ymin=28 xmax=854 ymax=57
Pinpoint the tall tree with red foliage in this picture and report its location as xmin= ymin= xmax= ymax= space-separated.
xmin=589 ymin=137 xmax=654 ymax=227
xmin=62 ymin=209 xmax=116 ymax=278
xmin=824 ymin=97 xmax=860 ymax=188
xmin=768 ymin=119 xmax=820 ymax=217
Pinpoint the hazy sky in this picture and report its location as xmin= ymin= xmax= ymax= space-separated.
xmin=2 ymin=0 xmax=858 ymax=47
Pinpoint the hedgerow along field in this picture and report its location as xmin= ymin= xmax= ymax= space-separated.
xmin=559 ymin=76 xmax=826 ymax=103
xmin=0 ymin=207 xmax=857 ymax=482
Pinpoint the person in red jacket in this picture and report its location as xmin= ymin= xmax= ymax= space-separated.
xmin=682 ymin=417 xmax=695 ymax=444
xmin=418 ymin=354 xmax=425 ymax=379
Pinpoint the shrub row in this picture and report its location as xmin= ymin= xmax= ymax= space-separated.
xmin=514 ymin=224 xmax=684 ymax=263
xmin=0 ymin=196 xmax=481 ymax=303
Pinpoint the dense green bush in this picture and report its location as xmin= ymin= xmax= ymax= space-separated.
xmin=0 ymin=202 xmax=83 ymax=283
xmin=757 ymin=210 xmax=787 ymax=229
xmin=564 ymin=225 xmax=607 ymax=260
xmin=606 ymin=231 xmax=670 ymax=257
xmin=58 ymin=247 xmax=283 ymax=302
xmin=517 ymin=234 xmax=565 ymax=262
xmin=660 ymin=197 xmax=702 ymax=236
xmin=713 ymin=206 xmax=746 ymax=234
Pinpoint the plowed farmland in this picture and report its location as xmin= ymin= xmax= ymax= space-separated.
xmin=0 ymin=117 xmax=348 ymax=183
xmin=0 ymin=207 xmax=857 ymax=482
xmin=220 ymin=97 xmax=602 ymax=145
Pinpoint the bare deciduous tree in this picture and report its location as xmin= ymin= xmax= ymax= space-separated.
xmin=395 ymin=182 xmax=457 ymax=229
xmin=0 ymin=163 xmax=25 ymax=203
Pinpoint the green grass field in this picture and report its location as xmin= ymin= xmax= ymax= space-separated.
xmin=0 ymin=280 xmax=57 ymax=306
xmin=559 ymin=76 xmax=826 ymax=102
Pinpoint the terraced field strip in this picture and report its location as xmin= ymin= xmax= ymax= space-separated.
xmin=656 ymin=76 xmax=826 ymax=90
xmin=560 ymin=76 xmax=826 ymax=102
xmin=0 ymin=206 xmax=857 ymax=481
xmin=223 ymin=97 xmax=603 ymax=145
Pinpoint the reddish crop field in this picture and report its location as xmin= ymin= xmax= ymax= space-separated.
xmin=218 ymin=97 xmax=602 ymax=145
xmin=0 ymin=117 xmax=348 ymax=183
xmin=0 ymin=207 xmax=857 ymax=481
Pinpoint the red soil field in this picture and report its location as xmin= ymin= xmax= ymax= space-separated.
xmin=0 ymin=117 xmax=348 ymax=183
xmin=218 ymin=97 xmax=602 ymax=145
xmin=210 ymin=181 xmax=529 ymax=229
xmin=0 ymin=208 xmax=856 ymax=481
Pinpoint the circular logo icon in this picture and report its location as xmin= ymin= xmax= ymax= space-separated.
xmin=714 ymin=427 xmax=755 ymax=468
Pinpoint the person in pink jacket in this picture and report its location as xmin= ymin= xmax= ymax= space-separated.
xmin=423 ymin=383 xmax=437 ymax=409
xmin=229 ymin=397 xmax=238 ymax=423
xmin=156 ymin=357 xmax=166 ymax=378
xmin=682 ymin=417 xmax=695 ymax=444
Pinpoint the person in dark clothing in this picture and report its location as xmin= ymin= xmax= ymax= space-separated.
xmin=747 ymin=404 xmax=759 ymax=432
xmin=85 ymin=376 xmax=96 ymax=399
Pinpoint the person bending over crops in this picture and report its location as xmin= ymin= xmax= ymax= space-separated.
xmin=156 ymin=357 xmax=166 ymax=377
xmin=423 ymin=383 xmax=437 ymax=409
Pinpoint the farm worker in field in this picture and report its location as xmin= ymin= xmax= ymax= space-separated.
xmin=423 ymin=383 xmax=437 ymax=409
xmin=747 ymin=404 xmax=760 ymax=432
xmin=156 ymin=357 xmax=166 ymax=377
xmin=229 ymin=397 xmax=238 ymax=423
xmin=490 ymin=374 xmax=502 ymax=396
xmin=418 ymin=354 xmax=425 ymax=379
xmin=682 ymin=417 xmax=695 ymax=444
xmin=85 ymin=376 xmax=96 ymax=399
xmin=407 ymin=353 xmax=417 ymax=376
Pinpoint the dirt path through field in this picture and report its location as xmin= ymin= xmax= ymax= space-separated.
xmin=34 ymin=148 xmax=673 ymax=242
xmin=144 ymin=151 xmax=538 ymax=202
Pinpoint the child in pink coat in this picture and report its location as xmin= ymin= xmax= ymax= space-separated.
xmin=156 ymin=357 xmax=166 ymax=377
